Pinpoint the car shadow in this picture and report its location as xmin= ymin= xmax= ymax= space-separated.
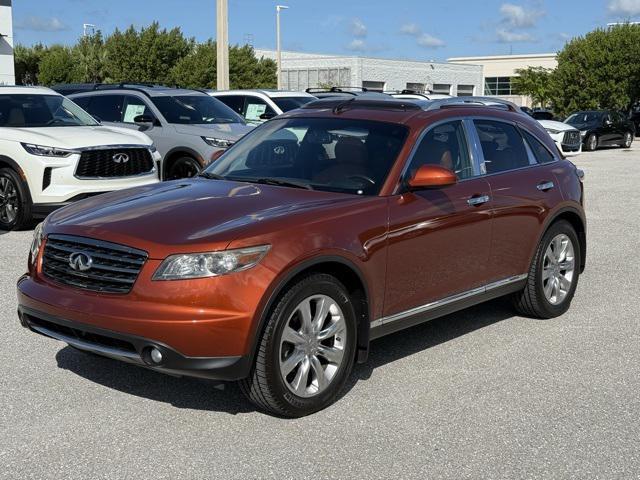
xmin=55 ymin=297 xmax=517 ymax=415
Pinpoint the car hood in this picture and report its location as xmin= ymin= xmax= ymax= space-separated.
xmin=45 ymin=178 xmax=364 ymax=258
xmin=0 ymin=125 xmax=152 ymax=149
xmin=538 ymin=120 xmax=577 ymax=132
xmin=172 ymin=122 xmax=254 ymax=140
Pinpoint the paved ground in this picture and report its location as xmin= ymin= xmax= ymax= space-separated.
xmin=1 ymin=144 xmax=639 ymax=480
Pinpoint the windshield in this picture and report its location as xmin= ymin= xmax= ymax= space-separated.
xmin=0 ymin=94 xmax=99 ymax=128
xmin=205 ymin=117 xmax=408 ymax=195
xmin=272 ymin=96 xmax=315 ymax=112
xmin=151 ymin=95 xmax=245 ymax=125
xmin=566 ymin=112 xmax=603 ymax=125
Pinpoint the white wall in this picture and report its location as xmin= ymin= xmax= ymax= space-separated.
xmin=0 ymin=0 xmax=15 ymax=85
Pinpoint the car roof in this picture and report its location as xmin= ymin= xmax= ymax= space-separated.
xmin=63 ymin=83 xmax=207 ymax=98
xmin=209 ymin=89 xmax=316 ymax=98
xmin=0 ymin=85 xmax=59 ymax=96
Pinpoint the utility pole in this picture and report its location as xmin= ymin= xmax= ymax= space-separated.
xmin=276 ymin=5 xmax=289 ymax=90
xmin=216 ymin=0 xmax=230 ymax=90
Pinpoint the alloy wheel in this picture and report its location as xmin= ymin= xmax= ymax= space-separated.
xmin=279 ymin=294 xmax=347 ymax=398
xmin=168 ymin=158 xmax=201 ymax=180
xmin=542 ymin=234 xmax=576 ymax=305
xmin=0 ymin=176 xmax=19 ymax=225
xmin=624 ymin=132 xmax=632 ymax=148
xmin=589 ymin=135 xmax=597 ymax=151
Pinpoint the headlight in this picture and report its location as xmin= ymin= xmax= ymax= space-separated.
xmin=202 ymin=136 xmax=235 ymax=148
xmin=29 ymin=222 xmax=44 ymax=264
xmin=546 ymin=129 xmax=561 ymax=135
xmin=580 ymin=130 xmax=587 ymax=138
xmin=153 ymin=245 xmax=270 ymax=280
xmin=21 ymin=143 xmax=76 ymax=157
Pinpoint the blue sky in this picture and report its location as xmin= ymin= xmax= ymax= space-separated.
xmin=10 ymin=0 xmax=640 ymax=60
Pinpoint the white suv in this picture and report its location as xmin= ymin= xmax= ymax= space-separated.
xmin=538 ymin=120 xmax=582 ymax=157
xmin=208 ymin=90 xmax=316 ymax=124
xmin=0 ymin=86 xmax=160 ymax=230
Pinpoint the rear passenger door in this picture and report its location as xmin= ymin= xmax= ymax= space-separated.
xmin=475 ymin=119 xmax=564 ymax=283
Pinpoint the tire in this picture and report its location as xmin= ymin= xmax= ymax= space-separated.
xmin=512 ymin=220 xmax=581 ymax=319
xmin=240 ymin=273 xmax=357 ymax=417
xmin=166 ymin=156 xmax=201 ymax=180
xmin=0 ymin=167 xmax=32 ymax=231
xmin=622 ymin=131 xmax=633 ymax=148
xmin=584 ymin=133 xmax=598 ymax=152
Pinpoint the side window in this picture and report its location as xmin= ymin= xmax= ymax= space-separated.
xmin=244 ymin=97 xmax=276 ymax=122
xmin=522 ymin=130 xmax=555 ymax=164
xmin=216 ymin=95 xmax=245 ymax=116
xmin=85 ymin=95 xmax=124 ymax=123
xmin=408 ymin=121 xmax=474 ymax=180
xmin=71 ymin=96 xmax=90 ymax=110
xmin=474 ymin=120 xmax=529 ymax=174
xmin=122 ymin=95 xmax=152 ymax=123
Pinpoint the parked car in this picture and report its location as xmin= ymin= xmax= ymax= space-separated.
xmin=305 ymin=86 xmax=390 ymax=99
xmin=0 ymin=86 xmax=160 ymax=231
xmin=538 ymin=120 xmax=582 ymax=157
xmin=208 ymin=89 xmax=316 ymax=124
xmin=565 ymin=110 xmax=635 ymax=151
xmin=67 ymin=84 xmax=254 ymax=179
xmin=18 ymin=96 xmax=586 ymax=417
xmin=530 ymin=109 xmax=557 ymax=121
xmin=386 ymin=89 xmax=452 ymax=101
xmin=630 ymin=109 xmax=640 ymax=137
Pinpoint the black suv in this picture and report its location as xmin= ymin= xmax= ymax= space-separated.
xmin=565 ymin=110 xmax=635 ymax=151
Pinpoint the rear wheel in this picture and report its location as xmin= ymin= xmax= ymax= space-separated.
xmin=584 ymin=133 xmax=598 ymax=152
xmin=623 ymin=131 xmax=633 ymax=148
xmin=0 ymin=168 xmax=32 ymax=231
xmin=240 ymin=273 xmax=357 ymax=417
xmin=166 ymin=156 xmax=201 ymax=180
xmin=513 ymin=220 xmax=580 ymax=319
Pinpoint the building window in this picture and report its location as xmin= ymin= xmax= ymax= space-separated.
xmin=457 ymin=85 xmax=475 ymax=97
xmin=362 ymin=81 xmax=386 ymax=92
xmin=432 ymin=84 xmax=451 ymax=95
xmin=406 ymin=82 xmax=425 ymax=93
xmin=484 ymin=77 xmax=519 ymax=96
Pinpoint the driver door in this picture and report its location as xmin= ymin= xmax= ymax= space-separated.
xmin=383 ymin=120 xmax=493 ymax=318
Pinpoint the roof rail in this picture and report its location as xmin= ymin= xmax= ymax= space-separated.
xmin=424 ymin=96 xmax=520 ymax=112
xmin=384 ymin=89 xmax=434 ymax=95
xmin=305 ymin=86 xmax=369 ymax=94
xmin=303 ymin=96 xmax=421 ymax=113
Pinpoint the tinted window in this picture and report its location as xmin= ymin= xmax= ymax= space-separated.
xmin=151 ymin=95 xmax=244 ymax=125
xmin=215 ymin=95 xmax=245 ymax=116
xmin=522 ymin=130 xmax=555 ymax=164
xmin=207 ymin=118 xmax=408 ymax=196
xmin=86 ymin=95 xmax=124 ymax=123
xmin=408 ymin=121 xmax=474 ymax=180
xmin=0 ymin=94 xmax=99 ymax=127
xmin=72 ymin=96 xmax=90 ymax=110
xmin=475 ymin=120 xmax=530 ymax=174
xmin=244 ymin=97 xmax=276 ymax=122
xmin=122 ymin=95 xmax=152 ymax=123
xmin=272 ymin=96 xmax=314 ymax=112
xmin=566 ymin=111 xmax=603 ymax=126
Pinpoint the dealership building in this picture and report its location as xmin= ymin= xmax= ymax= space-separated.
xmin=0 ymin=0 xmax=15 ymax=85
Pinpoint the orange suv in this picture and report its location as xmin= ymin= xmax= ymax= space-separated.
xmin=17 ymin=97 xmax=586 ymax=417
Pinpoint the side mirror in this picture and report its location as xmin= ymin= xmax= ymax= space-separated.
xmin=259 ymin=112 xmax=277 ymax=120
xmin=408 ymin=164 xmax=457 ymax=190
xmin=133 ymin=114 xmax=155 ymax=125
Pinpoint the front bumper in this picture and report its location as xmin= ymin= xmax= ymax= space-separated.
xmin=18 ymin=305 xmax=251 ymax=381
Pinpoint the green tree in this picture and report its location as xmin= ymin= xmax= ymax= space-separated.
xmin=512 ymin=67 xmax=553 ymax=108
xmin=37 ymin=45 xmax=76 ymax=85
xmin=72 ymin=32 xmax=110 ymax=83
xmin=14 ymin=44 xmax=47 ymax=85
xmin=169 ymin=40 xmax=217 ymax=88
xmin=551 ymin=23 xmax=640 ymax=116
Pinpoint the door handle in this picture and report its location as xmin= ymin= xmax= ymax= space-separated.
xmin=467 ymin=194 xmax=490 ymax=206
xmin=537 ymin=181 xmax=555 ymax=192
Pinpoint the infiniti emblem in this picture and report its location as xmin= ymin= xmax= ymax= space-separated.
xmin=68 ymin=252 xmax=93 ymax=272
xmin=112 ymin=153 xmax=130 ymax=164
xmin=273 ymin=145 xmax=285 ymax=155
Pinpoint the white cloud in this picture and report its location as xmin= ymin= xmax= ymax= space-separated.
xmin=399 ymin=23 xmax=421 ymax=35
xmin=346 ymin=39 xmax=367 ymax=52
xmin=496 ymin=29 xmax=536 ymax=43
xmin=499 ymin=3 xmax=545 ymax=28
xmin=349 ymin=18 xmax=367 ymax=38
xmin=417 ymin=33 xmax=446 ymax=48
xmin=15 ymin=16 xmax=70 ymax=32
xmin=608 ymin=0 xmax=640 ymax=16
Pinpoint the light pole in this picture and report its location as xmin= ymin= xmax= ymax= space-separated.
xmin=216 ymin=0 xmax=230 ymax=90
xmin=276 ymin=5 xmax=289 ymax=90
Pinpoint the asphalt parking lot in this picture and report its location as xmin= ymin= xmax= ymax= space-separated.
xmin=1 ymin=143 xmax=639 ymax=480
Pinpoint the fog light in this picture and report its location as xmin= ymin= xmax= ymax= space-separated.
xmin=150 ymin=348 xmax=163 ymax=364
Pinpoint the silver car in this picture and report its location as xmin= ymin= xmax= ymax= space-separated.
xmin=69 ymin=85 xmax=254 ymax=179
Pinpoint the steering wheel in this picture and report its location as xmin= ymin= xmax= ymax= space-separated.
xmin=347 ymin=174 xmax=376 ymax=186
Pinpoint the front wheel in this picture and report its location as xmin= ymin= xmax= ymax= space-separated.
xmin=165 ymin=156 xmax=201 ymax=180
xmin=240 ymin=273 xmax=357 ymax=417
xmin=584 ymin=133 xmax=598 ymax=152
xmin=0 ymin=167 xmax=32 ymax=231
xmin=623 ymin=131 xmax=633 ymax=148
xmin=512 ymin=220 xmax=581 ymax=319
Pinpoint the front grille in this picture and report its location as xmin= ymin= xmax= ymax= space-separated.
xmin=42 ymin=234 xmax=148 ymax=294
xmin=562 ymin=130 xmax=581 ymax=148
xmin=75 ymin=148 xmax=154 ymax=179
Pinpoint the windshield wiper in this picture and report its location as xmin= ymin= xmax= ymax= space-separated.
xmin=199 ymin=172 xmax=226 ymax=180
xmin=253 ymin=177 xmax=314 ymax=190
